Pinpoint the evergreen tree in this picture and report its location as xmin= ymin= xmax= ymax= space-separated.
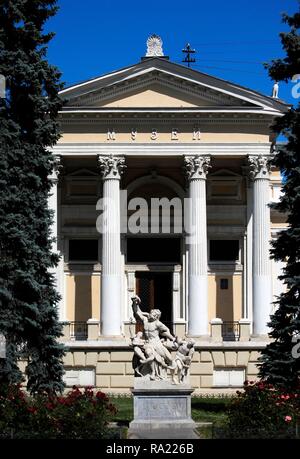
xmin=0 ymin=0 xmax=65 ymax=393
xmin=259 ymin=6 xmax=300 ymax=390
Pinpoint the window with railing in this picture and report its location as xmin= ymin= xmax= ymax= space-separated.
xmin=222 ymin=321 xmax=240 ymax=341
xmin=70 ymin=321 xmax=88 ymax=340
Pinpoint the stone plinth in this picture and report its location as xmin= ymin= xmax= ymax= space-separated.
xmin=128 ymin=379 xmax=199 ymax=439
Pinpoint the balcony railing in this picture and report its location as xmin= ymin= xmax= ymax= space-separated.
xmin=70 ymin=321 xmax=88 ymax=341
xmin=222 ymin=321 xmax=240 ymax=341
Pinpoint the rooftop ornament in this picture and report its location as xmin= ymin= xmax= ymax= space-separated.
xmin=145 ymin=34 xmax=164 ymax=57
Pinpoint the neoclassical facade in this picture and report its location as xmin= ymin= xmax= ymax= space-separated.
xmin=47 ymin=50 xmax=288 ymax=392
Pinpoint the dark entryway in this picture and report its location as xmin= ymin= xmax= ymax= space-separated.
xmin=127 ymin=238 xmax=181 ymax=263
xmin=135 ymin=271 xmax=173 ymax=332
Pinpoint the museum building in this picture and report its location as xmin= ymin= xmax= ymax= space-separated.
xmin=47 ymin=37 xmax=289 ymax=392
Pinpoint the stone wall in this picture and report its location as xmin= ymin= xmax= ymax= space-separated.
xmin=60 ymin=345 xmax=263 ymax=393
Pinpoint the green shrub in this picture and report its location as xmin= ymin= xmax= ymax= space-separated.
xmin=0 ymin=385 xmax=117 ymax=439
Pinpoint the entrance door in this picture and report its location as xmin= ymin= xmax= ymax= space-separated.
xmin=135 ymin=272 xmax=173 ymax=332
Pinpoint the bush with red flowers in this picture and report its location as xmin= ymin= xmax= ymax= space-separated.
xmin=222 ymin=380 xmax=300 ymax=439
xmin=0 ymin=385 xmax=117 ymax=439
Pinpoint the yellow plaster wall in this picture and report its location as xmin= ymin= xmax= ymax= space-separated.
xmin=208 ymin=275 xmax=216 ymax=321
xmin=270 ymin=169 xmax=281 ymax=179
xmin=59 ymin=131 xmax=269 ymax=144
xmin=92 ymin=275 xmax=101 ymax=319
xmin=232 ymin=274 xmax=243 ymax=321
xmin=101 ymin=87 xmax=209 ymax=107
xmin=208 ymin=273 xmax=242 ymax=322
xmin=271 ymin=222 xmax=288 ymax=228
xmin=66 ymin=274 xmax=100 ymax=321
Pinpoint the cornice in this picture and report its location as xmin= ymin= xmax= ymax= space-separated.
xmin=60 ymin=61 xmax=288 ymax=113
xmin=58 ymin=113 xmax=274 ymax=125
xmin=69 ymin=74 xmax=240 ymax=107
xmin=51 ymin=142 xmax=272 ymax=157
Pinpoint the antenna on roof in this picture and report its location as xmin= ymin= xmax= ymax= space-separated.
xmin=182 ymin=43 xmax=196 ymax=68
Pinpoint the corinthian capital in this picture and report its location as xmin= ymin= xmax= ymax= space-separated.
xmin=97 ymin=154 xmax=126 ymax=180
xmin=49 ymin=155 xmax=62 ymax=183
xmin=247 ymin=155 xmax=272 ymax=180
xmin=184 ymin=155 xmax=211 ymax=180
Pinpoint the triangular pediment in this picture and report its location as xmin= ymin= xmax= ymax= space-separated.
xmin=90 ymin=82 xmax=218 ymax=108
xmin=60 ymin=58 xmax=289 ymax=114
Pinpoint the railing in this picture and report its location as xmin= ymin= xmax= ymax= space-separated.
xmin=222 ymin=321 xmax=240 ymax=341
xmin=70 ymin=321 xmax=88 ymax=341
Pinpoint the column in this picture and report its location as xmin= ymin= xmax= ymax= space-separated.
xmin=184 ymin=155 xmax=211 ymax=336
xmin=244 ymin=174 xmax=253 ymax=327
xmin=248 ymin=155 xmax=272 ymax=336
xmin=48 ymin=155 xmax=65 ymax=321
xmin=98 ymin=155 xmax=125 ymax=336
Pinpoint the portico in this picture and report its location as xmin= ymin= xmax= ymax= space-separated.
xmin=48 ymin=48 xmax=288 ymax=391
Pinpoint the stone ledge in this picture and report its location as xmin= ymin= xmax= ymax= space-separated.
xmin=64 ymin=340 xmax=267 ymax=350
xmin=64 ymin=340 xmax=130 ymax=349
xmin=132 ymin=379 xmax=194 ymax=394
xmin=128 ymin=426 xmax=199 ymax=439
xmin=195 ymin=341 xmax=267 ymax=349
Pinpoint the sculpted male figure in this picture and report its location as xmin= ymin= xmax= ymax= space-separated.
xmin=131 ymin=295 xmax=176 ymax=379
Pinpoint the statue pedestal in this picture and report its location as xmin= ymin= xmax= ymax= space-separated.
xmin=128 ymin=379 xmax=199 ymax=439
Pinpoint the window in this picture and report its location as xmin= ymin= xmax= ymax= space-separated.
xmin=209 ymin=240 xmax=239 ymax=262
xmin=207 ymin=170 xmax=242 ymax=201
xmin=127 ymin=238 xmax=181 ymax=263
xmin=213 ymin=368 xmax=245 ymax=387
xmin=69 ymin=239 xmax=98 ymax=262
xmin=64 ymin=169 xmax=100 ymax=204
xmin=220 ymin=278 xmax=229 ymax=290
xmin=63 ymin=369 xmax=95 ymax=387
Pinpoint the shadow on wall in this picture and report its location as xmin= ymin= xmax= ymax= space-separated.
xmin=75 ymin=275 xmax=92 ymax=322
xmin=216 ymin=274 xmax=234 ymax=323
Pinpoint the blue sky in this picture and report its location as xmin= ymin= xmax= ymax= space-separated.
xmin=46 ymin=0 xmax=298 ymax=106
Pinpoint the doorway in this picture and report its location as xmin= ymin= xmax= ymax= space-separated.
xmin=135 ymin=271 xmax=173 ymax=332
